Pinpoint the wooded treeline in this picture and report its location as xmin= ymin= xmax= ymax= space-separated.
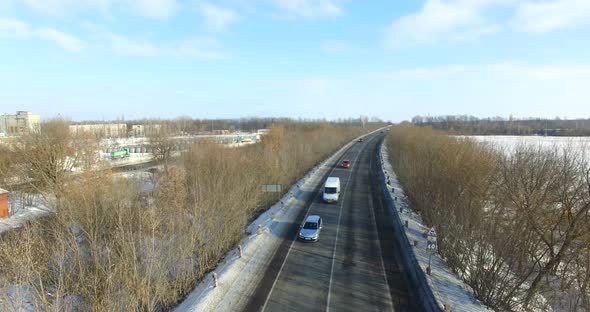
xmin=387 ymin=124 xmax=590 ymax=311
xmin=0 ymin=119 xmax=373 ymax=310
xmin=71 ymin=116 xmax=378 ymax=134
xmin=411 ymin=115 xmax=590 ymax=136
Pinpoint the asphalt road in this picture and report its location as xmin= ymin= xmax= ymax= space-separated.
xmin=243 ymin=132 xmax=419 ymax=312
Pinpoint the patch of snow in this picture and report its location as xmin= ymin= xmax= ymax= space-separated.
xmin=107 ymin=154 xmax=155 ymax=167
xmin=0 ymin=194 xmax=50 ymax=235
xmin=380 ymin=143 xmax=490 ymax=312
xmin=0 ymin=285 xmax=83 ymax=311
xmin=466 ymin=136 xmax=590 ymax=162
xmin=174 ymin=131 xmax=379 ymax=312
xmin=0 ymin=285 xmax=38 ymax=311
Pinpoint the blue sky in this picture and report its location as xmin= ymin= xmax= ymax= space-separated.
xmin=1 ymin=0 xmax=590 ymax=122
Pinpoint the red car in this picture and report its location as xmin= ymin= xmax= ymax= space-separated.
xmin=341 ymin=160 xmax=351 ymax=168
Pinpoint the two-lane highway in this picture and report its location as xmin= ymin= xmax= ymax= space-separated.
xmin=243 ymin=132 xmax=419 ymax=311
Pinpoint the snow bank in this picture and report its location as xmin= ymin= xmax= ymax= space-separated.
xmin=0 ymin=195 xmax=50 ymax=235
xmin=174 ymin=131 xmax=377 ymax=312
xmin=380 ymin=143 xmax=489 ymax=312
xmin=106 ymin=154 xmax=155 ymax=167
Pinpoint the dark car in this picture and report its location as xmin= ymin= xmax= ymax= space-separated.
xmin=341 ymin=160 xmax=351 ymax=168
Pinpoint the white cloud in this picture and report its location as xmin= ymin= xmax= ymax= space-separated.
xmin=512 ymin=0 xmax=590 ymax=33
xmin=0 ymin=17 xmax=85 ymax=52
xmin=21 ymin=0 xmax=78 ymax=14
xmin=270 ymin=0 xmax=343 ymax=17
xmin=0 ymin=17 xmax=31 ymax=36
xmin=377 ymin=63 xmax=590 ymax=80
xmin=384 ymin=0 xmax=510 ymax=48
xmin=197 ymin=2 xmax=239 ymax=32
xmin=385 ymin=0 xmax=590 ymax=47
xmin=123 ymin=0 xmax=178 ymax=19
xmin=19 ymin=0 xmax=109 ymax=15
xmin=37 ymin=27 xmax=85 ymax=52
xmin=17 ymin=0 xmax=178 ymax=18
xmin=102 ymin=32 xmax=223 ymax=59
xmin=101 ymin=33 xmax=160 ymax=56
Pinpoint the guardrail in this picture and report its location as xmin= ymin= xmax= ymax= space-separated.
xmin=376 ymin=141 xmax=442 ymax=312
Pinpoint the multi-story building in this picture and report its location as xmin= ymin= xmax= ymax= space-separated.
xmin=69 ymin=123 xmax=128 ymax=138
xmin=0 ymin=111 xmax=41 ymax=136
xmin=129 ymin=124 xmax=163 ymax=137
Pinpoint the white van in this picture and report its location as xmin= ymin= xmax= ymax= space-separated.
xmin=323 ymin=177 xmax=341 ymax=203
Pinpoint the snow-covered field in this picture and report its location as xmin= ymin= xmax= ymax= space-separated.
xmin=466 ymin=136 xmax=590 ymax=161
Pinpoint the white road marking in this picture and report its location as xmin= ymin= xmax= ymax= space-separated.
xmin=326 ymin=134 xmax=379 ymax=312
xmin=261 ymin=138 xmax=364 ymax=312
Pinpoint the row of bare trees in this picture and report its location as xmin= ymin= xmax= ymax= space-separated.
xmin=411 ymin=115 xmax=590 ymax=136
xmin=72 ymin=116 xmax=377 ymax=138
xmin=0 ymin=118 xmax=370 ymax=310
xmin=387 ymin=124 xmax=590 ymax=311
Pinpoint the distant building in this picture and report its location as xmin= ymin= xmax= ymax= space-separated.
xmin=145 ymin=124 xmax=163 ymax=136
xmin=257 ymin=129 xmax=270 ymax=135
xmin=69 ymin=123 xmax=128 ymax=138
xmin=129 ymin=124 xmax=162 ymax=137
xmin=0 ymin=111 xmax=41 ymax=136
xmin=130 ymin=125 xmax=144 ymax=137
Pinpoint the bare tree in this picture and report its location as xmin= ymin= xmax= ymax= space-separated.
xmin=148 ymin=122 xmax=176 ymax=174
xmin=0 ymin=120 xmax=369 ymax=311
xmin=14 ymin=118 xmax=76 ymax=195
xmin=0 ymin=143 xmax=15 ymax=185
xmin=387 ymin=124 xmax=590 ymax=310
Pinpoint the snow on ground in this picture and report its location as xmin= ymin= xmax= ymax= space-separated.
xmin=174 ymin=131 xmax=379 ymax=312
xmin=0 ymin=194 xmax=50 ymax=235
xmin=0 ymin=284 xmax=82 ymax=311
xmin=466 ymin=136 xmax=590 ymax=161
xmin=100 ymin=133 xmax=259 ymax=148
xmin=115 ymin=170 xmax=156 ymax=193
xmin=100 ymin=153 xmax=155 ymax=167
xmin=380 ymin=143 xmax=489 ymax=312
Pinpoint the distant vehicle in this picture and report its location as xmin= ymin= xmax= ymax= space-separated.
xmin=323 ymin=177 xmax=340 ymax=203
xmin=341 ymin=160 xmax=351 ymax=168
xmin=111 ymin=148 xmax=130 ymax=159
xmin=358 ymin=138 xmax=363 ymax=142
xmin=240 ymin=138 xmax=253 ymax=143
xmin=299 ymin=215 xmax=322 ymax=241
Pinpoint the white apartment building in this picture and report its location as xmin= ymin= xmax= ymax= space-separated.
xmin=0 ymin=111 xmax=41 ymax=136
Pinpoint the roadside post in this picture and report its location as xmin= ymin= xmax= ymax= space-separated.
xmin=426 ymin=226 xmax=437 ymax=275
xmin=213 ymin=272 xmax=218 ymax=287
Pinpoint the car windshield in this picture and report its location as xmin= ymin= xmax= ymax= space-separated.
xmin=303 ymin=222 xmax=318 ymax=230
xmin=343 ymin=161 xmax=349 ymax=164
xmin=325 ymin=187 xmax=337 ymax=194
